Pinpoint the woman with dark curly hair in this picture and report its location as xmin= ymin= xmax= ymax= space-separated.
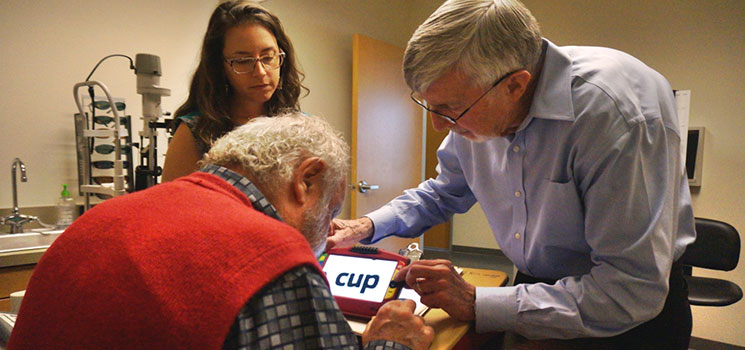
xmin=162 ymin=0 xmax=307 ymax=181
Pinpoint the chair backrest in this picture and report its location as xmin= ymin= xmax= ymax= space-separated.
xmin=680 ymin=217 xmax=741 ymax=271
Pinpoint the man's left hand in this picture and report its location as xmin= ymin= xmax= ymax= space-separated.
xmin=394 ymin=259 xmax=476 ymax=322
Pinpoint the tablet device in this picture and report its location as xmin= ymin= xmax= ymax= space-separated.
xmin=319 ymin=246 xmax=409 ymax=318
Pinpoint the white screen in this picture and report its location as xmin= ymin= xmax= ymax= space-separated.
xmin=323 ymin=255 xmax=399 ymax=303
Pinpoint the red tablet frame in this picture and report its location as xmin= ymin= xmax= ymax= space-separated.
xmin=320 ymin=246 xmax=409 ymax=318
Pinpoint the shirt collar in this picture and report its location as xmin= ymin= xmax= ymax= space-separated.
xmin=524 ymin=38 xmax=576 ymax=123
xmin=200 ymin=164 xmax=283 ymax=221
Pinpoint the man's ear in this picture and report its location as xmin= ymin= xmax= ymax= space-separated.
xmin=291 ymin=157 xmax=327 ymax=206
xmin=504 ymin=70 xmax=532 ymax=101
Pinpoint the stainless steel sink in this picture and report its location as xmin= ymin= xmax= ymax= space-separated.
xmin=0 ymin=230 xmax=64 ymax=254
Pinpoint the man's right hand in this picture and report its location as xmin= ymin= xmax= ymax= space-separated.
xmin=327 ymin=217 xmax=374 ymax=249
xmin=362 ymin=299 xmax=434 ymax=350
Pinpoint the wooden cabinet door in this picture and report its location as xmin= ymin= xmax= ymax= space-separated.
xmin=0 ymin=264 xmax=35 ymax=312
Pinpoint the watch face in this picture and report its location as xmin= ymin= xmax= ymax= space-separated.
xmin=323 ymin=254 xmax=399 ymax=303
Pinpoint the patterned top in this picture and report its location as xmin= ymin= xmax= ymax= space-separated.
xmin=175 ymin=112 xmax=211 ymax=155
xmin=200 ymin=165 xmax=409 ymax=350
xmin=175 ymin=110 xmax=309 ymax=156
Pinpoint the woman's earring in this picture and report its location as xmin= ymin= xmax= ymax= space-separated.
xmin=225 ymin=83 xmax=230 ymax=94
xmin=276 ymin=77 xmax=283 ymax=91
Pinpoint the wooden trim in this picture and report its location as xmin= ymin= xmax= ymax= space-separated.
xmin=350 ymin=34 xmax=361 ymax=218
xmin=0 ymin=264 xmax=35 ymax=299
xmin=0 ymin=298 xmax=10 ymax=312
xmin=451 ymin=245 xmax=506 ymax=258
xmin=422 ymin=118 xmax=451 ymax=249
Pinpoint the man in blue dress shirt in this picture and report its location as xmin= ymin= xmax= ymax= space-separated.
xmin=329 ymin=0 xmax=696 ymax=348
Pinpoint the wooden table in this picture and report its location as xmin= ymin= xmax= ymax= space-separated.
xmin=426 ymin=267 xmax=508 ymax=350
xmin=347 ymin=267 xmax=509 ymax=350
xmin=414 ymin=269 xmax=613 ymax=350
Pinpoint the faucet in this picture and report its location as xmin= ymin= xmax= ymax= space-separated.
xmin=1 ymin=158 xmax=39 ymax=233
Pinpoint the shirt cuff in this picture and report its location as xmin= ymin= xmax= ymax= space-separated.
xmin=475 ymin=286 xmax=519 ymax=333
xmin=360 ymin=206 xmax=398 ymax=244
xmin=364 ymin=339 xmax=412 ymax=350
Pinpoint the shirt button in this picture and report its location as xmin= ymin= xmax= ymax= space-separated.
xmin=514 ymin=191 xmax=522 ymax=197
xmin=515 ymin=232 xmax=521 ymax=239
xmin=512 ymin=145 xmax=520 ymax=152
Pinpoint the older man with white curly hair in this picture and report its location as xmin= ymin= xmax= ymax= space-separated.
xmin=8 ymin=112 xmax=433 ymax=350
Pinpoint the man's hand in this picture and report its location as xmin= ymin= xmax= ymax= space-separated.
xmin=394 ymin=259 xmax=476 ymax=322
xmin=362 ymin=299 xmax=434 ymax=350
xmin=326 ymin=217 xmax=374 ymax=249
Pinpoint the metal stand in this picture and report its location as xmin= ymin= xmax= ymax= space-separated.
xmin=134 ymin=53 xmax=171 ymax=191
xmin=73 ymin=81 xmax=128 ymax=211
xmin=71 ymin=54 xmax=171 ymax=212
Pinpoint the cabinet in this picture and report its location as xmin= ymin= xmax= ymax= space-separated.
xmin=0 ymin=265 xmax=35 ymax=312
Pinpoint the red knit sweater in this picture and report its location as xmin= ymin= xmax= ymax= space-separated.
xmin=8 ymin=172 xmax=321 ymax=350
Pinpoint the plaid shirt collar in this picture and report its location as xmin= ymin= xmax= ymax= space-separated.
xmin=200 ymin=164 xmax=283 ymax=221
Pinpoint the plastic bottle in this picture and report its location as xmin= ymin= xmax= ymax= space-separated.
xmin=56 ymin=184 xmax=76 ymax=229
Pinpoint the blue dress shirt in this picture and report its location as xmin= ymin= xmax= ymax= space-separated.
xmin=364 ymin=39 xmax=696 ymax=339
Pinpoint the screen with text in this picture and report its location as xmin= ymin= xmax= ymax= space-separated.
xmin=323 ymin=254 xmax=399 ymax=303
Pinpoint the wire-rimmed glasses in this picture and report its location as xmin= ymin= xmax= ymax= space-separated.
xmin=225 ymin=51 xmax=285 ymax=74
xmin=410 ymin=70 xmax=519 ymax=124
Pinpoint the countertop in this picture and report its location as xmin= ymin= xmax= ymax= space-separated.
xmin=0 ymin=249 xmax=46 ymax=269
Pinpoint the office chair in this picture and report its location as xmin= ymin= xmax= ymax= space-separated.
xmin=679 ymin=217 xmax=742 ymax=306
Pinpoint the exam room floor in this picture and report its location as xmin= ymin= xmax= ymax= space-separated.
xmin=421 ymin=248 xmax=745 ymax=350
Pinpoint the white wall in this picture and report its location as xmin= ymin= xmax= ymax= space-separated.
xmin=452 ymin=203 xmax=499 ymax=249
xmin=0 ymin=0 xmax=439 ymax=221
xmin=0 ymin=0 xmax=215 ymax=212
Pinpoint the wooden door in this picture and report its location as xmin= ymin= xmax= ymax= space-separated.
xmin=423 ymin=121 xmax=451 ymax=249
xmin=351 ymin=34 xmax=421 ymax=254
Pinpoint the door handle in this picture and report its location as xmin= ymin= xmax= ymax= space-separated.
xmin=357 ymin=180 xmax=379 ymax=193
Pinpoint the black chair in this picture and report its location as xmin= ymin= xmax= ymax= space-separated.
xmin=679 ymin=217 xmax=742 ymax=306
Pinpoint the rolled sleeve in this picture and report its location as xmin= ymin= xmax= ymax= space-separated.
xmin=475 ymin=286 xmax=519 ymax=333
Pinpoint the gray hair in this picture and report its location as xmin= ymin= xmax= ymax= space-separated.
xmin=403 ymin=0 xmax=542 ymax=92
xmin=202 ymin=112 xmax=350 ymax=195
